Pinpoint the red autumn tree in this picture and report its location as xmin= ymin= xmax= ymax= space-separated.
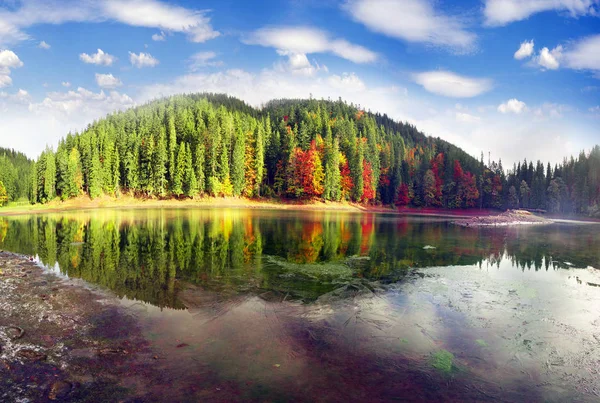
xmin=340 ymin=153 xmax=353 ymax=200
xmin=361 ymin=160 xmax=375 ymax=203
xmin=395 ymin=183 xmax=410 ymax=206
xmin=462 ymin=172 xmax=480 ymax=207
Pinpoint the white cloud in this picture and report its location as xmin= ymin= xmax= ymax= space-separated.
xmin=273 ymin=52 xmax=327 ymax=77
xmin=498 ymin=98 xmax=527 ymax=114
xmin=589 ymin=106 xmax=600 ymax=115
xmin=152 ymin=31 xmax=165 ymax=41
xmin=0 ymin=88 xmax=30 ymax=104
xmin=562 ymin=34 xmax=600 ymax=72
xmin=484 ymin=0 xmax=598 ymax=26
xmin=533 ymin=102 xmax=570 ymax=118
xmin=103 ymin=0 xmax=220 ymax=42
xmin=1 ymin=86 xmax=135 ymax=157
xmin=79 ymin=49 xmax=116 ymax=66
xmin=456 ymin=112 xmax=481 ymax=123
xmin=327 ymin=73 xmax=366 ymax=92
xmin=0 ymin=49 xmax=23 ymax=88
xmin=95 ymin=73 xmax=122 ymax=88
xmin=412 ymin=71 xmax=493 ymax=98
xmin=514 ymin=40 xmax=534 ymax=60
xmin=0 ymin=0 xmax=219 ymax=46
xmin=188 ymin=51 xmax=223 ymax=70
xmin=129 ymin=51 xmax=159 ymax=68
xmin=344 ymin=0 xmax=476 ymax=53
xmin=244 ymin=26 xmax=377 ymax=64
xmin=537 ymin=46 xmax=562 ymax=70
xmin=0 ymin=74 xmax=11 ymax=87
xmin=38 ymin=40 xmax=50 ymax=49
xmin=62 ymin=81 xmax=70 ymax=87
xmin=0 ymin=49 xmax=24 ymax=72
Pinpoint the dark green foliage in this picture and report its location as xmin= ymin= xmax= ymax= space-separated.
xmin=7 ymin=93 xmax=597 ymax=216
xmin=0 ymin=147 xmax=34 ymax=202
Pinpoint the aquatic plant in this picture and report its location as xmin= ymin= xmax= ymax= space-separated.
xmin=430 ymin=349 xmax=454 ymax=374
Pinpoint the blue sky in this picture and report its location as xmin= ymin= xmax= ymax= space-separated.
xmin=0 ymin=0 xmax=599 ymax=166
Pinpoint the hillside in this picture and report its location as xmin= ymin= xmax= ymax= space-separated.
xmin=3 ymin=93 xmax=599 ymax=216
xmin=0 ymin=147 xmax=34 ymax=204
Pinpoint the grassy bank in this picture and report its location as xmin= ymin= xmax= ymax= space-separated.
xmin=0 ymin=195 xmax=396 ymax=216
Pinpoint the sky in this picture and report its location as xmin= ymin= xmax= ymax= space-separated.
xmin=0 ymin=0 xmax=599 ymax=167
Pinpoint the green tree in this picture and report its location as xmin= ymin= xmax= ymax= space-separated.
xmin=0 ymin=181 xmax=8 ymax=206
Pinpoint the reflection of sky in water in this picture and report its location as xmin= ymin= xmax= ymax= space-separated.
xmin=118 ymin=255 xmax=600 ymax=401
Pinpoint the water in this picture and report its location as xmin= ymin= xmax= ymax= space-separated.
xmin=1 ymin=209 xmax=599 ymax=402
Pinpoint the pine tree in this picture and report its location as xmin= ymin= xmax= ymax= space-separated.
xmin=172 ymin=142 xmax=185 ymax=196
xmin=89 ymin=148 xmax=102 ymax=199
xmin=323 ymin=124 xmax=341 ymax=201
xmin=194 ymin=142 xmax=205 ymax=195
xmin=153 ymin=128 xmax=168 ymax=196
xmin=231 ymin=122 xmax=245 ymax=196
xmin=255 ymin=120 xmax=265 ymax=196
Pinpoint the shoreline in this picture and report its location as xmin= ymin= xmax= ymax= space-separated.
xmin=0 ymin=195 xmax=498 ymax=218
xmin=0 ymin=251 xmax=157 ymax=401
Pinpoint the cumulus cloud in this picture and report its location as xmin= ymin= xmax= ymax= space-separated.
xmin=537 ymin=46 xmax=562 ymax=70
xmin=79 ymin=49 xmax=116 ymax=66
xmin=562 ymin=34 xmax=600 ymax=72
xmin=95 ymin=73 xmax=122 ymax=88
xmin=412 ymin=71 xmax=493 ymax=98
xmin=498 ymin=98 xmax=527 ymax=114
xmin=129 ymin=51 xmax=159 ymax=68
xmin=152 ymin=31 xmax=165 ymax=41
xmin=244 ymin=26 xmax=377 ymax=64
xmin=188 ymin=51 xmax=223 ymax=70
xmin=0 ymin=49 xmax=23 ymax=88
xmin=484 ymin=0 xmax=598 ymax=26
xmin=0 ymin=0 xmax=219 ymax=46
xmin=273 ymin=52 xmax=328 ymax=77
xmin=344 ymin=0 xmax=476 ymax=53
xmin=0 ymin=49 xmax=24 ymax=72
xmin=38 ymin=40 xmax=50 ymax=49
xmin=62 ymin=81 xmax=70 ymax=87
xmin=514 ymin=40 xmax=534 ymax=60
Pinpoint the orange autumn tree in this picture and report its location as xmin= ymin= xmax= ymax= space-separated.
xmin=290 ymin=140 xmax=324 ymax=198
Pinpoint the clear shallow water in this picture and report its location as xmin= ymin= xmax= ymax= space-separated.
xmin=1 ymin=209 xmax=599 ymax=402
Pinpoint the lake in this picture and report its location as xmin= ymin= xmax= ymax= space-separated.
xmin=1 ymin=208 xmax=599 ymax=402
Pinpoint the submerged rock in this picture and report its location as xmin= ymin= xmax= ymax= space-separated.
xmin=48 ymin=380 xmax=73 ymax=401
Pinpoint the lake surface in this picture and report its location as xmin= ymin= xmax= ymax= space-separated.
xmin=1 ymin=208 xmax=600 ymax=402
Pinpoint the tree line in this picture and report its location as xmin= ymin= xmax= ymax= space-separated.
xmin=0 ymin=147 xmax=34 ymax=206
xmin=2 ymin=93 xmax=598 ymax=217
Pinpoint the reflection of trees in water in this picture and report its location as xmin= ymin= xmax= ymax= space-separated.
xmin=0 ymin=213 xmax=598 ymax=308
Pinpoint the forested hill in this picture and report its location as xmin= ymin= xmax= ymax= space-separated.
xmin=5 ymin=93 xmax=600 ymax=217
xmin=0 ymin=147 xmax=34 ymax=204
